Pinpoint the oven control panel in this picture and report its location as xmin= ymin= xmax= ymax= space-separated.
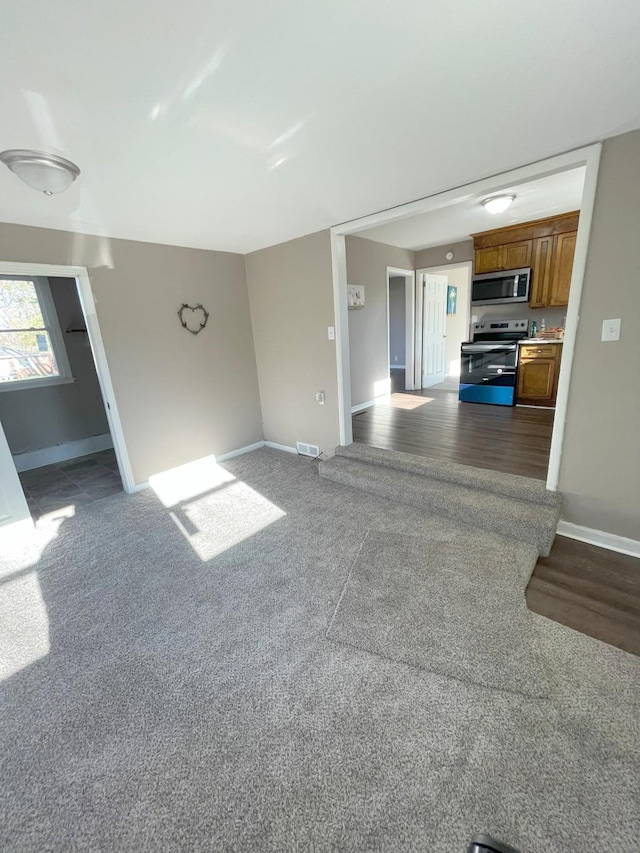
xmin=473 ymin=319 xmax=529 ymax=335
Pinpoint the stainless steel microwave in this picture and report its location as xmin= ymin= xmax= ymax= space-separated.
xmin=471 ymin=268 xmax=530 ymax=306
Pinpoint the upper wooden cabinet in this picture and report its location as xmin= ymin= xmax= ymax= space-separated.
xmin=475 ymin=241 xmax=533 ymax=273
xmin=471 ymin=212 xmax=579 ymax=308
xmin=549 ymin=231 xmax=577 ymax=306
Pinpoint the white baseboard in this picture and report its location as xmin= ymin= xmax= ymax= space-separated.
xmin=264 ymin=441 xmax=298 ymax=454
xmin=556 ymin=520 xmax=640 ymax=558
xmin=351 ymin=394 xmax=390 ymax=414
xmin=129 ymin=481 xmax=149 ymax=494
xmin=13 ymin=433 xmax=114 ymax=472
xmin=216 ymin=441 xmax=265 ymax=462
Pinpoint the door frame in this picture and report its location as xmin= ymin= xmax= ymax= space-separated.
xmin=416 ymin=260 xmax=473 ymax=386
xmin=386 ymin=266 xmax=415 ymax=392
xmin=330 ymin=142 xmax=602 ymax=491
xmin=0 ymin=261 xmax=135 ymax=494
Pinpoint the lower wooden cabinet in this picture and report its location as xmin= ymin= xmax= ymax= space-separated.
xmin=517 ymin=343 xmax=562 ymax=407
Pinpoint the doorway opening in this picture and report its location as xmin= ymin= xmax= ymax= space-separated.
xmin=387 ymin=267 xmax=415 ymax=396
xmin=415 ymin=262 xmax=472 ymax=393
xmin=334 ymin=144 xmax=602 ymax=486
xmin=0 ymin=262 xmax=133 ymax=536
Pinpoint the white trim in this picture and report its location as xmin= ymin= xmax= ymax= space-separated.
xmin=264 ymin=441 xmax=298 ymax=454
xmin=13 ymin=433 xmax=113 ymax=472
xmin=330 ymin=231 xmax=352 ymax=446
xmin=216 ymin=441 xmax=265 ymax=462
xmin=545 ymin=145 xmax=602 ymax=491
xmin=557 ymin=520 xmax=640 ymax=559
xmin=390 ymin=364 xmax=406 ymax=369
xmin=0 ymin=261 xmax=136 ymax=494
xmin=0 ymin=375 xmax=75 ymax=393
xmin=351 ymin=394 xmax=390 ymax=414
xmin=386 ymin=266 xmax=415 ymax=391
xmin=129 ymin=480 xmax=149 ymax=493
xmin=330 ymin=143 xmax=603 ymax=475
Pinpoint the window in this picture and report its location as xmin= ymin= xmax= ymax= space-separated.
xmin=0 ymin=276 xmax=73 ymax=391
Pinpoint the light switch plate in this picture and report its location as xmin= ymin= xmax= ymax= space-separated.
xmin=327 ymin=326 xmax=335 ymax=340
xmin=601 ymin=318 xmax=621 ymax=341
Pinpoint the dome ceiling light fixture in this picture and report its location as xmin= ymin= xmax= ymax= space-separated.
xmin=0 ymin=149 xmax=81 ymax=195
xmin=481 ymin=194 xmax=516 ymax=214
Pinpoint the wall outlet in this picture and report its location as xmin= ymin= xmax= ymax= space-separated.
xmin=394 ymin=355 xmax=398 ymax=363
xmin=601 ymin=318 xmax=621 ymax=341
xmin=327 ymin=326 xmax=335 ymax=340
xmin=315 ymin=390 xmax=325 ymax=404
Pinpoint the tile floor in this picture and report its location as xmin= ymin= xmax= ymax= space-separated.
xmin=19 ymin=449 xmax=122 ymax=519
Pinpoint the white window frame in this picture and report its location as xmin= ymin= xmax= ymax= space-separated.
xmin=0 ymin=275 xmax=73 ymax=392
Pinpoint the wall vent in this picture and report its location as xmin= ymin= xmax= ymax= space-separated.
xmin=296 ymin=441 xmax=320 ymax=458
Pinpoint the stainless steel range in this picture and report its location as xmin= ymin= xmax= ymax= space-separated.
xmin=459 ymin=318 xmax=530 ymax=406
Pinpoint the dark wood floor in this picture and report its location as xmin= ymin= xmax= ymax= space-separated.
xmin=527 ymin=536 xmax=640 ymax=657
xmin=353 ymin=372 xmax=554 ymax=480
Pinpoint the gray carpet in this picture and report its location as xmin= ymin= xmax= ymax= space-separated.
xmin=327 ymin=529 xmax=548 ymax=698
xmin=1 ymin=448 xmax=639 ymax=852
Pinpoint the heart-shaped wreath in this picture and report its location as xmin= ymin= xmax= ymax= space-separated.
xmin=178 ymin=303 xmax=209 ymax=335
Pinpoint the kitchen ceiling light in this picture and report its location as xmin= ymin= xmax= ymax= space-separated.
xmin=0 ymin=149 xmax=80 ymax=195
xmin=482 ymin=194 xmax=515 ymax=214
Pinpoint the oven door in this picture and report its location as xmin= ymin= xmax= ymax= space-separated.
xmin=459 ymin=343 xmax=518 ymax=406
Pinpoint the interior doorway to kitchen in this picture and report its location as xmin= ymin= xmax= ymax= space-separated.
xmin=336 ymin=145 xmax=600 ymax=485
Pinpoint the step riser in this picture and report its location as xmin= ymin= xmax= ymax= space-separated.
xmin=335 ymin=444 xmax=561 ymax=509
xmin=319 ymin=463 xmax=559 ymax=557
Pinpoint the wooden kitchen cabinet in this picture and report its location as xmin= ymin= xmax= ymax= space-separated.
xmin=529 ymin=231 xmax=577 ymax=308
xmin=549 ymin=231 xmax=577 ymax=306
xmin=472 ymin=212 xmax=579 ymax=308
xmin=474 ymin=240 xmax=533 ymax=274
xmin=529 ymin=236 xmax=554 ymax=308
xmin=517 ymin=343 xmax=562 ymax=407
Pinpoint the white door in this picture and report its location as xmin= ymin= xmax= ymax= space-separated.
xmin=0 ymin=419 xmax=32 ymax=537
xmin=421 ymin=273 xmax=447 ymax=387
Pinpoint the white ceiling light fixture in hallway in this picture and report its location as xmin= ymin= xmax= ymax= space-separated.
xmin=0 ymin=149 xmax=80 ymax=195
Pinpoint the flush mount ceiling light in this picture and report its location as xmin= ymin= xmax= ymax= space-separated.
xmin=481 ymin=194 xmax=515 ymax=214
xmin=0 ymin=149 xmax=80 ymax=195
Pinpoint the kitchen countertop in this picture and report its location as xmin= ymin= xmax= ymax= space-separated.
xmin=518 ymin=338 xmax=564 ymax=344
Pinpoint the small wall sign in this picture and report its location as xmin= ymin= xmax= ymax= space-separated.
xmin=347 ymin=284 xmax=365 ymax=309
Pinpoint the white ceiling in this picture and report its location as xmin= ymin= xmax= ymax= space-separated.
xmin=358 ymin=168 xmax=586 ymax=250
xmin=1 ymin=1 xmax=640 ymax=255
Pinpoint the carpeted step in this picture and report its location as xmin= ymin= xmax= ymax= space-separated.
xmin=318 ymin=456 xmax=560 ymax=556
xmin=334 ymin=443 xmax=561 ymax=508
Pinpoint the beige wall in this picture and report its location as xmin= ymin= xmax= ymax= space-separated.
xmin=0 ymin=277 xmax=110 ymax=455
xmin=415 ymin=239 xmax=473 ymax=270
xmin=244 ymin=230 xmax=340 ymax=456
xmin=0 ymin=223 xmax=263 ymax=484
xmin=559 ymin=130 xmax=640 ymax=539
xmin=346 ymin=236 xmax=415 ymax=406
